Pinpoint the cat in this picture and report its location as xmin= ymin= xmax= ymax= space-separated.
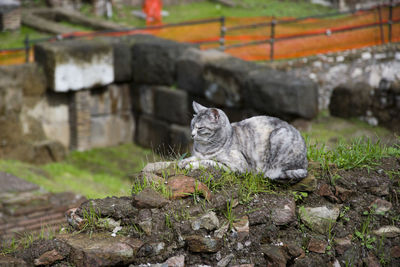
xmin=178 ymin=101 xmax=308 ymax=182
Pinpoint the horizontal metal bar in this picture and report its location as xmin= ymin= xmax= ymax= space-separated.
xmin=224 ymin=17 xmax=399 ymax=50
xmin=226 ymin=1 xmax=400 ymax=32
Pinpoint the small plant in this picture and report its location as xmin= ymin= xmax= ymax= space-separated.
xmin=339 ymin=205 xmax=350 ymax=222
xmin=80 ymin=204 xmax=102 ymax=236
xmin=292 ymin=191 xmax=308 ymax=203
xmin=354 ymin=209 xmax=376 ymax=250
xmin=165 ymin=213 xmax=173 ymax=229
xmin=223 ymin=199 xmax=237 ymax=230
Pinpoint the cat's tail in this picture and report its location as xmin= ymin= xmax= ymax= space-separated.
xmin=285 ymin=169 xmax=308 ymax=179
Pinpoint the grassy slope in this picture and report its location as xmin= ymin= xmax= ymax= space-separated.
xmin=0 ymin=144 xmax=156 ymax=199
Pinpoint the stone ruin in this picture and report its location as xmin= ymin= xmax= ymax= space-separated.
xmin=0 ymin=34 xmax=319 ymax=163
xmin=0 ymin=0 xmax=20 ymax=31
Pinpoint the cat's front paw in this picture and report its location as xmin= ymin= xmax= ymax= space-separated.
xmin=178 ymin=158 xmax=194 ymax=169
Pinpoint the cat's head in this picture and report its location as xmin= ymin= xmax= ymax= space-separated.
xmin=190 ymin=101 xmax=231 ymax=144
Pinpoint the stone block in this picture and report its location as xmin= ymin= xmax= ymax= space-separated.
xmin=99 ymin=37 xmax=132 ymax=82
xmin=154 ymin=86 xmax=190 ymax=124
xmin=177 ymin=48 xmax=230 ymax=96
xmin=203 ymin=56 xmax=258 ymax=108
xmin=34 ymin=40 xmax=114 ymax=92
xmin=131 ymin=36 xmax=195 ymax=85
xmin=22 ymin=92 xmax=70 ymax=148
xmin=89 ymin=84 xmax=132 ymax=116
xmin=169 ymin=124 xmax=192 ymax=155
xmin=90 ymin=112 xmax=135 ymax=148
xmin=0 ymin=63 xmax=46 ymax=97
xmin=244 ymin=67 xmax=319 ymax=120
xmin=131 ymin=84 xmax=156 ymax=115
xmin=136 ymin=115 xmax=170 ymax=153
xmin=329 ymin=82 xmax=373 ymax=118
xmin=69 ymin=90 xmax=91 ymax=151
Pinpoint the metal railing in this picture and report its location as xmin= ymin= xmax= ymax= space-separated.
xmin=0 ymin=0 xmax=399 ymax=65
xmin=222 ymin=0 xmax=400 ymax=61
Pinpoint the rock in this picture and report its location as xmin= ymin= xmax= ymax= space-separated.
xmin=290 ymin=174 xmax=317 ymax=192
xmin=169 ymin=124 xmax=192 ymax=155
xmin=245 ymin=67 xmax=318 ymax=119
xmin=138 ymin=220 xmax=152 ymax=236
xmin=35 ymin=40 xmax=114 ymax=92
xmin=131 ymin=37 xmax=194 ymax=85
xmin=334 ymin=236 xmax=352 ymax=255
xmin=167 ymin=175 xmax=212 ymax=201
xmin=66 ymin=208 xmax=86 ymax=230
xmin=317 ymin=183 xmax=339 ymax=203
xmin=307 ymin=238 xmax=327 ymax=254
xmin=34 ymin=249 xmax=64 ymax=266
xmin=329 ymin=83 xmax=372 ymax=118
xmin=217 ymin=253 xmax=234 ymax=267
xmin=59 ymin=233 xmax=143 ymax=266
xmin=261 ymin=244 xmax=289 ymax=267
xmin=0 ymin=255 xmax=28 ymax=266
xmin=203 ymin=57 xmax=258 ymax=107
xmin=151 ymin=242 xmax=165 ymax=255
xmin=153 ymin=86 xmax=190 ymax=125
xmin=136 ymin=115 xmax=170 ymax=153
xmin=285 ymin=243 xmax=304 ymax=259
xmin=391 ymin=246 xmax=400 ymax=258
xmin=32 ymin=140 xmax=67 ymax=164
xmin=334 ymin=186 xmax=354 ymax=202
xmin=191 ymin=211 xmax=220 ymax=231
xmin=233 ymin=216 xmax=249 ymax=241
xmin=165 ymin=255 xmax=185 ymax=267
xmin=185 ymin=235 xmax=221 ymax=253
xmin=77 ymin=196 xmax=138 ymax=222
xmin=373 ymin=226 xmax=400 ymax=237
xmin=369 ymin=198 xmax=392 ymax=213
xmin=132 ymin=187 xmax=169 ymax=209
xmin=214 ymin=223 xmax=229 ymax=239
xmin=364 ymin=252 xmax=380 ymax=267
xmin=369 ymin=183 xmax=390 ymax=196
xmin=97 ymin=218 xmax=121 ymax=231
xmin=142 ymin=161 xmax=174 ymax=174
xmin=271 ymin=198 xmax=296 ymax=226
xmin=98 ymin=37 xmax=131 ymax=83
xmin=299 ymin=205 xmax=340 ymax=234
xmin=0 ymin=172 xmax=39 ymax=193
xmin=138 ymin=172 xmax=165 ymax=185
xmin=177 ymin=48 xmax=230 ymax=96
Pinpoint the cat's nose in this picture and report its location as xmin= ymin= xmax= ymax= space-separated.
xmin=191 ymin=130 xmax=196 ymax=138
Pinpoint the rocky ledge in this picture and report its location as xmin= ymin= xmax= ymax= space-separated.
xmin=2 ymin=158 xmax=400 ymax=266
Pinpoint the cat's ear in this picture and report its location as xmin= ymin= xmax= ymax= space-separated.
xmin=192 ymin=101 xmax=207 ymax=114
xmin=210 ymin=108 xmax=220 ymax=121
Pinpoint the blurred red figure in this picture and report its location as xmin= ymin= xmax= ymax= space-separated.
xmin=143 ymin=0 xmax=162 ymax=25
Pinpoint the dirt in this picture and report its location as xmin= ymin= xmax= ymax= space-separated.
xmin=6 ymin=157 xmax=400 ymax=266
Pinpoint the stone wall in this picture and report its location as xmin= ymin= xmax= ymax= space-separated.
xmin=1 ymin=34 xmax=319 ymax=162
xmin=270 ymin=43 xmax=400 ymax=111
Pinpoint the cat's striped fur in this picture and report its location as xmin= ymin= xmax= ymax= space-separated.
xmin=178 ymin=102 xmax=308 ymax=182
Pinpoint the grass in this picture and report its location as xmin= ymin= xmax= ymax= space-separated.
xmin=0 ymin=26 xmax=50 ymax=50
xmin=0 ymin=144 xmax=154 ymax=199
xmin=307 ymin=137 xmax=400 ymax=172
xmin=78 ymin=0 xmax=333 ymax=28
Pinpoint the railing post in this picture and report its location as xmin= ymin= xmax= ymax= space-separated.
xmin=24 ymin=34 xmax=30 ymax=63
xmin=378 ymin=4 xmax=385 ymax=44
xmin=270 ymin=19 xmax=276 ymax=61
xmin=388 ymin=0 xmax=393 ymax=43
xmin=219 ymin=16 xmax=226 ymax=51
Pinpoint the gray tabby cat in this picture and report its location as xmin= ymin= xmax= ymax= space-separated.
xmin=178 ymin=101 xmax=308 ymax=182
